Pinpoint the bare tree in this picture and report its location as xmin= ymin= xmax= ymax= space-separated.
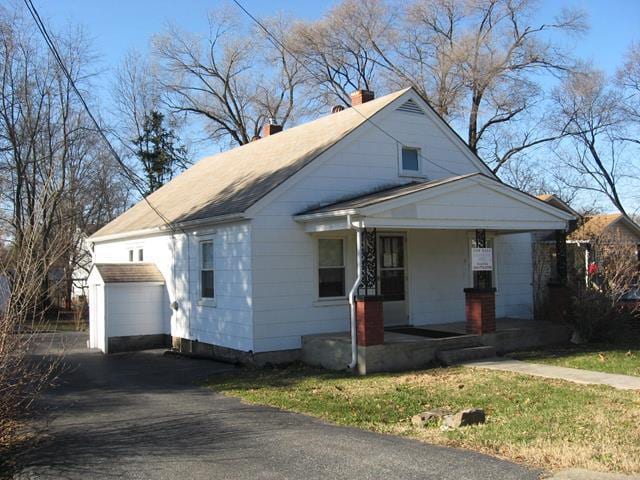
xmin=0 ymin=3 xmax=128 ymax=433
xmin=153 ymin=9 xmax=304 ymax=147
xmin=113 ymin=49 xmax=163 ymax=153
xmin=616 ymin=42 xmax=640 ymax=144
xmin=552 ymin=69 xmax=634 ymax=216
xmin=354 ymin=0 xmax=586 ymax=172
xmin=288 ymin=0 xmax=391 ymax=106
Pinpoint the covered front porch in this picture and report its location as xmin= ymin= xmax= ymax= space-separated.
xmin=295 ymin=174 xmax=574 ymax=373
xmin=302 ymin=318 xmax=572 ymax=375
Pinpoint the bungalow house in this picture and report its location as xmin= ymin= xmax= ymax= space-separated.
xmin=567 ymin=213 xmax=640 ymax=293
xmin=87 ymin=87 xmax=574 ymax=373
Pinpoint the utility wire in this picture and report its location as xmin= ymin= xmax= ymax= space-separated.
xmin=230 ymin=0 xmax=473 ymax=180
xmin=23 ymin=0 xmax=178 ymax=232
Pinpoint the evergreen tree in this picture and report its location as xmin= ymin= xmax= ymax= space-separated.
xmin=133 ymin=111 xmax=189 ymax=195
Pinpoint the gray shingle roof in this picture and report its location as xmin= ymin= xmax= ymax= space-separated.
xmin=93 ymin=263 xmax=165 ymax=283
xmin=90 ymin=89 xmax=410 ymax=239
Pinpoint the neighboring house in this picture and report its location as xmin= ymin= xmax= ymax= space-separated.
xmin=71 ymin=226 xmax=98 ymax=301
xmin=568 ymin=213 xmax=640 ymax=289
xmin=535 ymin=196 xmax=640 ymax=307
xmin=87 ymin=87 xmax=573 ymax=368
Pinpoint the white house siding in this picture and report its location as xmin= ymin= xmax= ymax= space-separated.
xmin=495 ymin=233 xmax=534 ymax=319
xmin=92 ymin=221 xmax=253 ymax=352
xmin=250 ymin=103 xmax=486 ymax=352
xmin=184 ymin=222 xmax=253 ymax=352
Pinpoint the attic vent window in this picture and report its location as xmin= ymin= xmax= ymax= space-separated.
xmin=397 ymin=99 xmax=425 ymax=115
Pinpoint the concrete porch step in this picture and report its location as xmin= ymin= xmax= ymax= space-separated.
xmin=436 ymin=346 xmax=497 ymax=366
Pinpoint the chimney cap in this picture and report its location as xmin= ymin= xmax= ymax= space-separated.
xmin=268 ymin=116 xmax=278 ymax=125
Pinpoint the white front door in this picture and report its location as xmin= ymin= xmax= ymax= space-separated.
xmin=379 ymin=234 xmax=407 ymax=326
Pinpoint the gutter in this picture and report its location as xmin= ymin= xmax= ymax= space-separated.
xmin=89 ymin=213 xmax=247 ymax=243
xmin=346 ymin=214 xmax=363 ymax=370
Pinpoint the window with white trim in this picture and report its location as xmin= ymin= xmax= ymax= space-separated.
xmin=138 ymin=249 xmax=144 ymax=262
xmin=200 ymin=240 xmax=214 ymax=299
xmin=318 ymin=238 xmax=345 ymax=298
xmin=128 ymin=249 xmax=134 ymax=262
xmin=400 ymin=147 xmax=420 ymax=175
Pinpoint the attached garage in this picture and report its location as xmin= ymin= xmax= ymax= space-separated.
xmin=88 ymin=263 xmax=169 ymax=353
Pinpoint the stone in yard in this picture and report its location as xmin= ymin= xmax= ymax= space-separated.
xmin=442 ymin=408 xmax=485 ymax=429
xmin=411 ymin=408 xmax=450 ymax=427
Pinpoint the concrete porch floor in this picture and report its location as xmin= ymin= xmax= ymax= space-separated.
xmin=302 ymin=318 xmax=572 ymax=375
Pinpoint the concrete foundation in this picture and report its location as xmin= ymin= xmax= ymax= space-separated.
xmin=302 ymin=319 xmax=572 ymax=375
xmin=108 ymin=334 xmax=170 ymax=353
xmin=171 ymin=337 xmax=301 ymax=367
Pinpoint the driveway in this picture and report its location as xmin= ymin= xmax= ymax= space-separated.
xmin=14 ymin=332 xmax=540 ymax=480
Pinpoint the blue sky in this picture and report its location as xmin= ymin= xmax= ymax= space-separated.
xmin=35 ymin=0 xmax=640 ymax=212
xmin=39 ymin=0 xmax=639 ymax=78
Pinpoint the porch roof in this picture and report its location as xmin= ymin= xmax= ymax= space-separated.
xmin=294 ymin=174 xmax=574 ymax=232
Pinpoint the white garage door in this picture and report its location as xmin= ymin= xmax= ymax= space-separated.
xmin=105 ymin=284 xmax=166 ymax=339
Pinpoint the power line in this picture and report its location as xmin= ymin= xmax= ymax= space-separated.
xmin=23 ymin=0 xmax=178 ymax=232
xmin=230 ymin=0 xmax=469 ymax=179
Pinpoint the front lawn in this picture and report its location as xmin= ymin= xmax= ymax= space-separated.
xmin=208 ymin=366 xmax=640 ymax=475
xmin=510 ymin=342 xmax=640 ymax=376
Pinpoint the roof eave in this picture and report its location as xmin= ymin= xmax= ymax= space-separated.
xmin=89 ymin=212 xmax=247 ymax=243
xmin=294 ymin=209 xmax=359 ymax=222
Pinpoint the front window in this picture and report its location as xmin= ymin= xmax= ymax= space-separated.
xmin=138 ymin=249 xmax=144 ymax=262
xmin=200 ymin=240 xmax=214 ymax=299
xmin=318 ymin=238 xmax=345 ymax=297
xmin=128 ymin=249 xmax=134 ymax=262
xmin=401 ymin=147 xmax=420 ymax=173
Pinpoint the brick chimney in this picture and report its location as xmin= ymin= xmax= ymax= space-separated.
xmin=350 ymin=90 xmax=375 ymax=106
xmin=262 ymin=117 xmax=282 ymax=137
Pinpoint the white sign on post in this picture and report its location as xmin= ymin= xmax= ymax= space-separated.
xmin=471 ymin=248 xmax=493 ymax=271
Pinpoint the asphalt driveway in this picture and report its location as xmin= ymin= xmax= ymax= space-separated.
xmin=13 ymin=332 xmax=540 ymax=480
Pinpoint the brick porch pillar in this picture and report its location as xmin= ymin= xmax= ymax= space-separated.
xmin=355 ymin=295 xmax=384 ymax=346
xmin=464 ymin=288 xmax=496 ymax=334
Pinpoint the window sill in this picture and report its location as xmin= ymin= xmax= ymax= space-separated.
xmin=399 ymin=171 xmax=427 ymax=179
xmin=313 ymin=298 xmax=349 ymax=307
xmin=197 ymin=299 xmax=217 ymax=308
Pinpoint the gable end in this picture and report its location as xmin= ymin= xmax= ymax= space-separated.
xmin=397 ymin=98 xmax=425 ymax=116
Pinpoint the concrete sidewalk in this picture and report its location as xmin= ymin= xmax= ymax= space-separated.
xmin=550 ymin=468 xmax=640 ymax=479
xmin=464 ymin=358 xmax=640 ymax=390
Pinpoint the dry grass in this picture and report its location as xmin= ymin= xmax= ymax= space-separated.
xmin=208 ymin=366 xmax=640 ymax=474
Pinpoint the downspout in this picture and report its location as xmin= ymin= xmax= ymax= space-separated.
xmin=347 ymin=215 xmax=363 ymax=370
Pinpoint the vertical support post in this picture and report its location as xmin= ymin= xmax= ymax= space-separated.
xmin=355 ymin=228 xmax=384 ymax=346
xmin=547 ymin=229 xmax=570 ymax=323
xmin=474 ymin=229 xmax=491 ymax=289
xmin=555 ymin=229 xmax=568 ymax=284
xmin=466 ymin=229 xmax=496 ymax=334
xmin=359 ymin=228 xmax=378 ymax=296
